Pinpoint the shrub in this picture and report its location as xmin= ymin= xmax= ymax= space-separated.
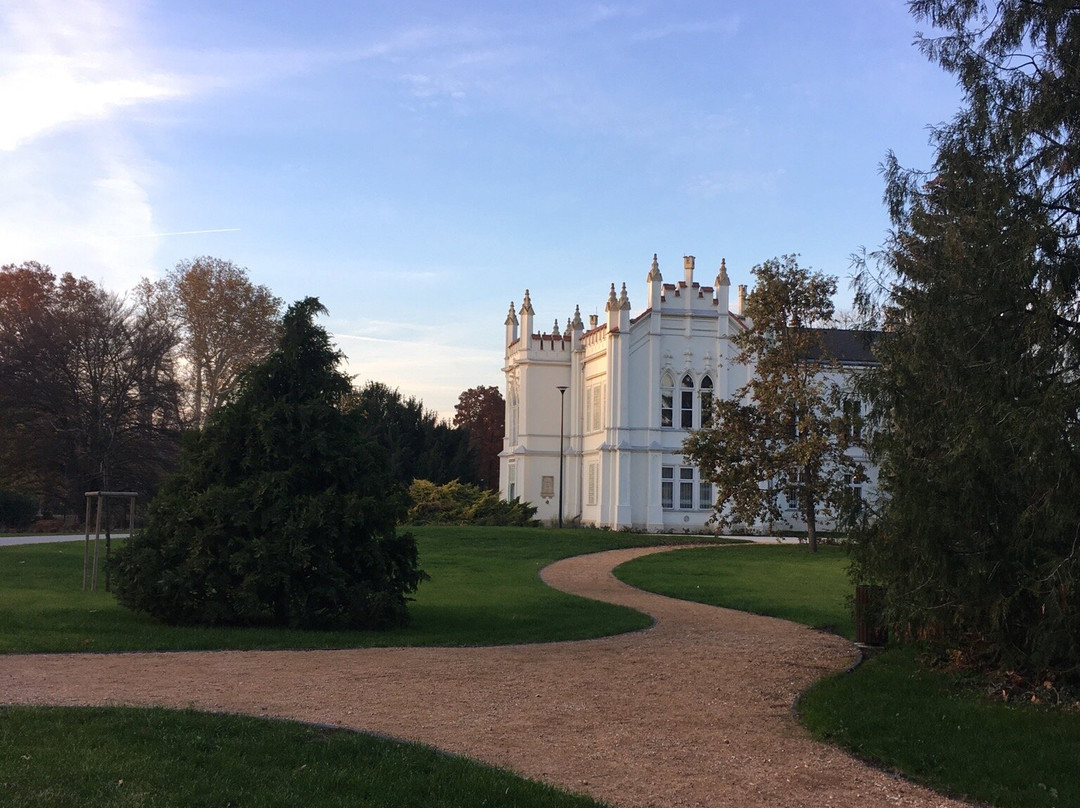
xmin=0 ymin=489 xmax=37 ymax=531
xmin=407 ymin=480 xmax=538 ymax=526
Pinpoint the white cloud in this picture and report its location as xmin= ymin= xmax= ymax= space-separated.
xmin=688 ymin=167 xmax=785 ymax=198
xmin=0 ymin=0 xmax=185 ymax=151
xmin=0 ymin=136 xmax=160 ymax=291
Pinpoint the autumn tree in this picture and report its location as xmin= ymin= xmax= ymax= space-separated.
xmin=683 ymin=256 xmax=867 ymax=552
xmin=138 ymin=257 xmax=281 ymax=428
xmin=850 ymin=1 xmax=1080 ymax=678
xmin=0 ymin=262 xmax=182 ymax=513
xmin=453 ymin=385 xmax=505 ymax=490
xmin=112 ymin=299 xmax=426 ymax=629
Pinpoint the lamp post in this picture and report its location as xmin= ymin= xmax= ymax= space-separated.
xmin=557 ymin=385 xmax=568 ymax=528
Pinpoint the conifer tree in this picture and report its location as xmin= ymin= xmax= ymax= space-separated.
xmin=851 ymin=1 xmax=1080 ymax=676
xmin=112 ymin=298 xmax=426 ymax=629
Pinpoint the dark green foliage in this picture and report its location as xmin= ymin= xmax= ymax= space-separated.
xmin=407 ymin=479 xmax=539 ymax=526
xmin=852 ymin=2 xmax=1080 ymax=679
xmin=351 ymin=381 xmax=477 ymax=486
xmin=0 ymin=489 xmax=36 ymax=530
xmin=111 ymin=299 xmax=426 ymax=630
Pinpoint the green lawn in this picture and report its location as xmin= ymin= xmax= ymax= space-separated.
xmin=614 ymin=542 xmax=854 ymax=638
xmin=617 ymin=542 xmax=1080 ymax=808
xmin=0 ymin=705 xmax=611 ymax=808
xmin=0 ymin=525 xmax=713 ymax=653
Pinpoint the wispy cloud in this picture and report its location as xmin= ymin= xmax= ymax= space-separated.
xmin=630 ymin=17 xmax=741 ymax=42
xmin=129 ymin=228 xmax=241 ymax=239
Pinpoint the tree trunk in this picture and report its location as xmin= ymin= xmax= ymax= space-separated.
xmin=805 ymin=492 xmax=818 ymax=553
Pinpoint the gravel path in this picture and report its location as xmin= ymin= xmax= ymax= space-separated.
xmin=0 ymin=545 xmax=965 ymax=807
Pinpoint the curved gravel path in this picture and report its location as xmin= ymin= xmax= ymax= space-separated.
xmin=0 ymin=545 xmax=964 ymax=808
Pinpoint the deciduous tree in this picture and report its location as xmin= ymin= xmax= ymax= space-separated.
xmin=0 ymin=263 xmax=182 ymax=513
xmin=138 ymin=257 xmax=281 ymax=428
xmin=453 ymin=385 xmax=505 ymax=490
xmin=683 ymin=256 xmax=866 ymax=552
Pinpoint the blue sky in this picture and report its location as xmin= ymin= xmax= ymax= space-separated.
xmin=1 ymin=0 xmax=959 ymax=418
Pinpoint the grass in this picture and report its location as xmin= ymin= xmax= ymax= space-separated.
xmin=0 ymin=705 xmax=611 ymax=808
xmin=799 ymin=648 xmax=1080 ymax=808
xmin=618 ymin=543 xmax=1080 ymax=808
xmin=0 ymin=525 xmax=717 ymax=654
xmin=614 ymin=542 xmax=855 ymax=639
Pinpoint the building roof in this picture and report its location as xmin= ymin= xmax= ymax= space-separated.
xmin=802 ymin=328 xmax=879 ymax=365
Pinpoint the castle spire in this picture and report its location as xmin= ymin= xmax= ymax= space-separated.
xmin=618 ymin=282 xmax=631 ymax=310
xmin=715 ymin=258 xmax=730 ymax=287
xmin=605 ymin=283 xmax=618 ymax=312
xmin=572 ymin=304 xmax=583 ymax=330
xmin=505 ymin=301 xmax=519 ymax=326
xmin=519 ymin=289 xmax=534 ymax=316
xmin=647 ymin=253 xmax=662 ymax=282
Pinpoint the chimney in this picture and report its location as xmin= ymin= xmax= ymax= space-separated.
xmin=736 ymin=284 xmax=747 ymax=316
xmin=683 ymin=255 xmax=695 ymax=285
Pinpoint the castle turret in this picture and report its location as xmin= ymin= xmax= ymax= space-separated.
xmin=618 ymin=282 xmax=631 ymax=330
xmin=647 ymin=253 xmax=662 ymax=309
xmin=505 ymin=300 xmax=519 ymax=345
xmin=714 ymin=258 xmax=730 ymax=315
xmin=605 ymin=282 xmax=620 ymax=331
xmin=684 ymin=255 xmax=695 ymax=285
xmin=519 ymin=289 xmax=535 ymax=345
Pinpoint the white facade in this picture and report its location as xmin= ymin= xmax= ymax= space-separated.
xmin=499 ymin=254 xmax=873 ymax=532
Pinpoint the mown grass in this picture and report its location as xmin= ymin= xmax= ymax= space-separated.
xmin=800 ymin=648 xmax=1080 ymax=808
xmin=614 ymin=542 xmax=854 ymax=638
xmin=0 ymin=525 xmax=715 ymax=654
xmin=0 ymin=705 xmax=611 ymax=808
xmin=619 ymin=543 xmax=1080 ymax=808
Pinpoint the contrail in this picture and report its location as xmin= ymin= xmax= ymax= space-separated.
xmin=131 ymin=228 xmax=241 ymax=238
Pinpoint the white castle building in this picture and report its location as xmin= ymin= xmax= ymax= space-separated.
xmin=499 ymin=254 xmax=874 ymax=532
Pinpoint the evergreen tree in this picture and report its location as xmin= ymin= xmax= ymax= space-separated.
xmin=112 ymin=299 xmax=426 ymax=630
xmin=852 ymin=1 xmax=1080 ymax=677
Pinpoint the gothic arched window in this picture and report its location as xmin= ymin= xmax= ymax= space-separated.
xmin=699 ymin=375 xmax=714 ymax=428
xmin=660 ymin=373 xmax=674 ymax=427
xmin=680 ymin=374 xmax=694 ymax=428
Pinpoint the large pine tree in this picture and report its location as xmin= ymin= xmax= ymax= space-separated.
xmin=852 ymin=1 xmax=1080 ymax=677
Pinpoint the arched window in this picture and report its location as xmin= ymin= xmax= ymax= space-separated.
xmin=699 ymin=375 xmax=714 ymax=428
xmin=680 ymin=374 xmax=694 ymax=428
xmin=660 ymin=373 xmax=674 ymax=427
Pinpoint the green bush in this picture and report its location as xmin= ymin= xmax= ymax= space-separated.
xmin=0 ymin=489 xmax=36 ymax=530
xmin=407 ymin=480 xmax=538 ymax=526
xmin=111 ymin=299 xmax=426 ymax=630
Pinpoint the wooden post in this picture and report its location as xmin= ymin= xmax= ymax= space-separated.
xmin=91 ymin=494 xmax=103 ymax=591
xmin=82 ymin=496 xmax=92 ymax=590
